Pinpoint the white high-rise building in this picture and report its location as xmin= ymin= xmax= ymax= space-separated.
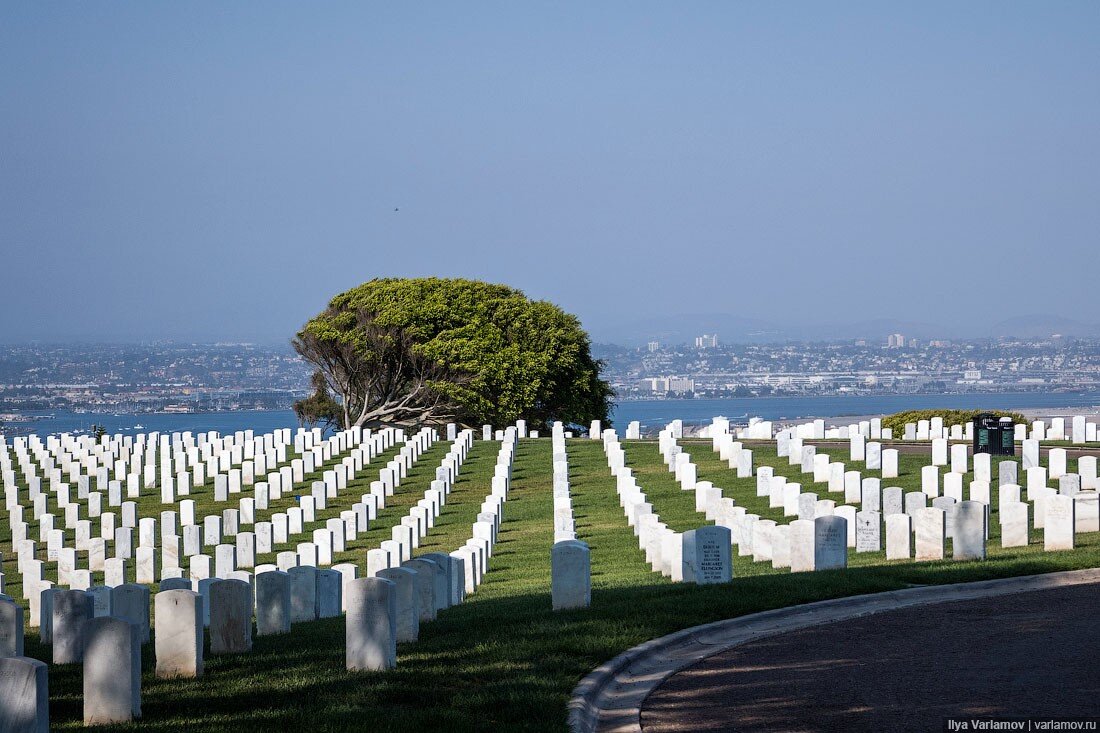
xmin=694 ymin=334 xmax=718 ymax=348
xmin=667 ymin=376 xmax=695 ymax=393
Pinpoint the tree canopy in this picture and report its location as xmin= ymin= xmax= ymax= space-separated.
xmin=293 ymin=278 xmax=613 ymax=430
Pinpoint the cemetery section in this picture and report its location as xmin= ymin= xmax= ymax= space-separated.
xmin=0 ymin=412 xmax=1098 ymax=729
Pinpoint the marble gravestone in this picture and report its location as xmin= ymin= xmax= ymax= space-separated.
xmin=681 ymin=526 xmax=732 ymax=585
xmin=814 ymin=516 xmax=847 ymax=570
xmin=155 ymin=589 xmax=203 ymax=679
xmin=0 ymin=598 xmax=25 ymax=657
xmin=914 ymin=507 xmax=946 ymax=561
xmin=788 ymin=519 xmax=815 ymax=573
xmin=1022 ymin=439 xmax=1040 ymax=469
xmin=881 ymin=449 xmax=899 ymax=479
xmin=861 ymin=478 xmax=881 ymax=513
xmin=834 ymin=505 xmax=857 ymax=547
xmin=865 ymin=442 xmax=881 ymax=470
xmin=255 ymin=570 xmax=292 ymax=636
xmin=0 ymin=657 xmax=49 ymax=733
xmin=288 ymin=566 xmax=319 ymax=623
xmin=882 ymin=486 xmax=904 ymax=517
xmin=111 ymin=584 xmax=150 ymax=644
xmin=771 ymin=525 xmax=791 ymax=569
xmin=317 ymin=569 xmax=343 ymax=619
xmin=551 ymin=540 xmax=592 ymax=609
xmin=797 ymin=492 xmax=818 ymax=521
xmin=1045 ymin=494 xmax=1075 ymax=551
xmin=376 ymin=567 xmax=420 ymax=643
xmin=905 ymin=492 xmax=928 ymax=516
xmin=999 ymin=502 xmax=1029 ymax=548
xmin=421 ymin=552 xmax=463 ymax=609
xmin=855 ymin=511 xmax=881 ymax=552
xmin=921 ymin=466 xmax=940 ymax=497
xmin=53 ymin=589 xmax=93 ymax=665
xmin=402 ymin=561 xmax=438 ymax=623
xmin=953 ymin=501 xmax=987 ymax=561
xmin=209 ymin=579 xmax=252 ymax=655
xmin=83 ymin=617 xmax=141 ymax=724
xmin=346 ymin=577 xmax=397 ymax=672
xmin=885 ymin=513 xmax=911 ymax=560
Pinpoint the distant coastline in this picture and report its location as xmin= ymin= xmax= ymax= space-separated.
xmin=612 ymin=391 xmax=1100 ymax=420
xmin=3 ymin=390 xmax=1100 ymax=438
xmin=613 ymin=386 xmax=1094 ymax=403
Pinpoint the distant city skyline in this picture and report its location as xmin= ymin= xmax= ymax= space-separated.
xmin=2 ymin=310 xmax=1098 ymax=348
xmin=3 ymin=337 xmax=1096 ymax=420
xmin=2 ymin=3 xmax=1097 ymax=343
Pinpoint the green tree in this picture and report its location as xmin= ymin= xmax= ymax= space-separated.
xmin=293 ymin=278 xmax=614 ymax=430
xmin=293 ymin=371 xmax=343 ymax=431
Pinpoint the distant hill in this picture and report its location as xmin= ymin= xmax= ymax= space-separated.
xmin=780 ymin=318 xmax=963 ymax=342
xmin=587 ymin=313 xmax=965 ymax=346
xmin=586 ymin=311 xmax=1100 ymax=346
xmin=989 ymin=315 xmax=1100 ymax=339
xmin=585 ymin=313 xmax=783 ymax=347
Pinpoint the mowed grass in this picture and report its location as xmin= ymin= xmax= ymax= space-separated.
xmin=5 ymin=437 xmax=1100 ymax=731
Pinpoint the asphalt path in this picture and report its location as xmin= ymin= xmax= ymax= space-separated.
xmin=641 ymin=583 xmax=1100 ymax=732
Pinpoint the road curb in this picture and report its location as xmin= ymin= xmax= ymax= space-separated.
xmin=567 ymin=568 xmax=1100 ymax=733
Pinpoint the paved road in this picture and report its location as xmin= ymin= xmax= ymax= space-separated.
xmin=641 ymin=583 xmax=1100 ymax=732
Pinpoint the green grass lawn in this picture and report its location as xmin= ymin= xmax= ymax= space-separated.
xmin=5 ymin=436 xmax=1100 ymax=731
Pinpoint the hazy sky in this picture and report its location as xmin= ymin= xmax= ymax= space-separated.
xmin=2 ymin=2 xmax=1097 ymax=344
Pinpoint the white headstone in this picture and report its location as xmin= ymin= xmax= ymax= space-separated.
xmin=999 ymin=502 xmax=1029 ymax=548
xmin=1044 ymin=494 xmax=1076 ymax=551
xmin=551 ymin=540 xmax=591 ymax=608
xmin=681 ymin=526 xmax=732 ymax=584
xmin=345 ymin=577 xmax=397 ymax=671
xmin=885 ymin=513 xmax=912 ymax=560
xmin=82 ymin=617 xmax=141 ymax=724
xmin=154 ymin=589 xmax=203 ymax=678
xmin=953 ymin=501 xmax=987 ymax=560
xmin=813 ymin=516 xmax=847 ymax=570
xmin=0 ymin=656 xmax=48 ymax=733
xmin=914 ymin=507 xmax=946 ymax=561
xmin=855 ymin=511 xmax=881 ymax=552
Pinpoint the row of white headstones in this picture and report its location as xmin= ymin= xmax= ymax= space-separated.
xmin=614 ymin=414 xmax=1100 ymax=447
xmin=897 ymin=415 xmax=1099 ymax=444
xmin=550 ymin=423 xmax=591 ymax=611
xmin=5 ymin=426 xmax=434 ymax=622
xmin=601 ymin=429 xmax=735 ymax=583
xmin=580 ymin=415 xmax=1099 ymax=586
xmin=0 ymin=424 xmax=521 ymax=728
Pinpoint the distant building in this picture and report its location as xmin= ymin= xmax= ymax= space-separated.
xmin=647 ymin=341 xmax=659 ymax=353
xmin=963 ymin=369 xmax=982 ymax=381
xmin=638 ymin=375 xmax=694 ymax=394
xmin=694 ymin=334 xmax=718 ymax=348
xmin=668 ymin=376 xmax=695 ymax=393
xmin=887 ymin=333 xmax=905 ymax=348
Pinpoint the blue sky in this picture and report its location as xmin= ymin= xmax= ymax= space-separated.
xmin=2 ymin=2 xmax=1097 ymax=343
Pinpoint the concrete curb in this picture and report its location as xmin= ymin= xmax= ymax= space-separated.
xmin=567 ymin=568 xmax=1100 ymax=733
